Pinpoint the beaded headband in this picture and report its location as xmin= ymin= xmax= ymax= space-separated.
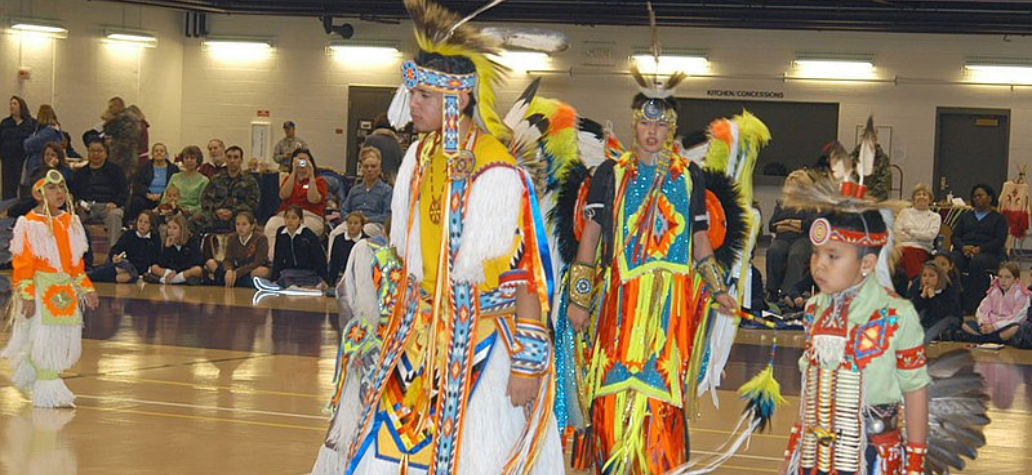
xmin=809 ymin=217 xmax=888 ymax=247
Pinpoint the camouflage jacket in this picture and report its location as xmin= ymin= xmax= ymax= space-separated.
xmin=201 ymin=170 xmax=260 ymax=215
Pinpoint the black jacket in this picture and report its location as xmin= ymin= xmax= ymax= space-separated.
xmin=157 ymin=237 xmax=203 ymax=272
xmin=951 ymin=210 xmax=1008 ymax=255
xmin=328 ymin=233 xmax=367 ymax=283
xmin=71 ymin=160 xmax=129 ymax=206
xmin=0 ymin=116 xmax=36 ymax=164
xmin=132 ymin=161 xmax=180 ymax=201
xmin=908 ymin=280 xmax=963 ymax=329
xmin=272 ymin=226 xmax=328 ymax=284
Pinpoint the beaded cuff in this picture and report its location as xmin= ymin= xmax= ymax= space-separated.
xmin=696 ymin=254 xmax=728 ymax=295
xmin=568 ymin=261 xmax=596 ymax=310
xmin=499 ymin=317 xmax=552 ymax=377
xmin=904 ymin=442 xmax=926 ymax=475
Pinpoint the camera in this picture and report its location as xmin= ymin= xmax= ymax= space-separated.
xmin=298 ymin=159 xmax=308 ymax=167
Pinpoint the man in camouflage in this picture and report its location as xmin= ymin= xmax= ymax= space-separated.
xmin=190 ymin=145 xmax=260 ymax=234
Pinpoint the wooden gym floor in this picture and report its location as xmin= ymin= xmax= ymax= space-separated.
xmin=1 ymin=281 xmax=1030 ymax=475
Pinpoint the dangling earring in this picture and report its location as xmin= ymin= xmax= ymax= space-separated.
xmin=862 ymin=271 xmax=869 ymax=278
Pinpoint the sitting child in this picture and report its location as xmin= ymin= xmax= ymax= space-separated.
xmin=204 ymin=211 xmax=271 ymax=287
xmin=143 ymin=214 xmax=203 ymax=285
xmin=907 ymin=260 xmax=962 ymax=338
xmin=89 ymin=210 xmax=162 ymax=283
xmin=963 ymin=261 xmax=1029 ymax=344
xmin=156 ymin=184 xmax=183 ymax=220
xmin=271 ymin=205 xmax=328 ymax=289
xmin=328 ymin=211 xmax=369 ymax=285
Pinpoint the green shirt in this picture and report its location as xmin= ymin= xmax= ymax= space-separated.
xmin=164 ymin=172 xmax=210 ymax=215
xmin=800 ymin=276 xmax=930 ymax=406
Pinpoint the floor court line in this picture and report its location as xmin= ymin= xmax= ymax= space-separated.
xmin=74 ymin=403 xmax=325 ymax=432
xmin=90 ymin=375 xmax=327 ymax=399
xmin=75 ymin=394 xmax=328 ymax=420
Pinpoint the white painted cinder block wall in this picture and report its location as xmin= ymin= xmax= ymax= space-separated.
xmin=5 ymin=0 xmax=1032 ymax=223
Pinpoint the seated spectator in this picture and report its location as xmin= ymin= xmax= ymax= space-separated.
xmin=204 ymin=210 xmax=270 ymax=287
xmin=765 ymin=170 xmax=814 ymax=301
xmin=362 ymin=114 xmax=404 ymax=183
xmin=164 ymin=145 xmax=210 ymax=218
xmin=895 ymin=184 xmax=941 ymax=279
xmin=89 ymin=210 xmax=161 ymax=283
xmin=22 ymin=104 xmax=63 ymax=193
xmin=190 ymin=145 xmax=259 ymax=235
xmin=71 ymin=137 xmax=128 ymax=244
xmin=200 ymin=138 xmax=226 ymax=178
xmin=271 ymin=205 xmax=328 ymax=288
xmin=61 ymin=131 xmax=82 ymax=160
xmin=963 ymin=261 xmax=1029 ymax=344
xmin=781 ymin=271 xmax=816 ymax=313
xmin=7 ymin=142 xmax=74 ymax=218
xmin=156 ymin=184 xmax=183 ymax=221
xmin=342 ymin=146 xmax=392 ymax=225
xmin=951 ymin=183 xmax=1008 ymax=313
xmin=907 ymin=260 xmax=962 ymax=338
xmin=932 ymin=251 xmax=963 ymax=295
xmin=264 ymin=149 xmax=328 ymax=258
xmin=144 ymin=214 xmax=203 ymax=284
xmin=328 ymin=211 xmax=368 ymax=284
xmin=130 ymin=142 xmax=179 ymax=226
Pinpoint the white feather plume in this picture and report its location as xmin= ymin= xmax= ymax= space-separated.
xmin=858 ymin=115 xmax=877 ymax=181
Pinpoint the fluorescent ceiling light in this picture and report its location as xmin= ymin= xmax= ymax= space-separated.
xmin=497 ymin=50 xmax=551 ymax=71
xmin=793 ymin=54 xmax=875 ymax=79
xmin=328 ymin=44 xmax=399 ymax=55
xmin=9 ymin=20 xmax=68 ymax=38
xmin=105 ymin=29 xmax=157 ymax=47
xmin=631 ymin=54 xmax=709 ymax=75
xmin=203 ymin=37 xmax=273 ymax=59
xmin=965 ymin=59 xmax=1032 ymax=85
xmin=204 ymin=39 xmax=272 ymax=49
xmin=328 ymin=43 xmax=401 ymax=65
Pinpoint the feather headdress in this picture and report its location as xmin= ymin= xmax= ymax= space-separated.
xmin=629 ymin=2 xmax=687 ymax=124
xmin=388 ymin=0 xmax=511 ymax=142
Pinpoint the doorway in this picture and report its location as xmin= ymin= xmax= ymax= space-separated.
xmin=933 ymin=108 xmax=1010 ymax=204
xmin=346 ymin=86 xmax=397 ymax=176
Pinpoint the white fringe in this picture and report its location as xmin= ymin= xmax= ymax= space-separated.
xmin=811 ymin=334 xmax=846 ymax=367
xmin=1 ymin=300 xmax=30 ymax=361
xmin=12 ymin=360 xmax=36 ymax=395
xmin=31 ymin=379 xmax=75 ymax=408
xmin=311 ymin=444 xmax=346 ymax=475
xmin=343 ymin=241 xmax=381 ymax=326
xmin=29 ymin=321 xmax=82 ymax=372
xmin=12 ymin=215 xmax=88 ymax=270
xmin=453 ymin=167 xmax=524 ymax=284
xmin=312 ymin=356 xmax=365 ymax=475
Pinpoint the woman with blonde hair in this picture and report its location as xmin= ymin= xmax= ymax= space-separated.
xmin=895 ymin=183 xmax=942 ymax=279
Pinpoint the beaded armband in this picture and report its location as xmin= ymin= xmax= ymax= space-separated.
xmin=499 ymin=317 xmax=552 ymax=377
xmin=74 ymin=274 xmax=95 ymax=295
xmin=568 ymin=261 xmax=596 ymax=310
xmin=904 ymin=442 xmax=926 ymax=475
xmin=696 ymin=254 xmax=729 ymax=295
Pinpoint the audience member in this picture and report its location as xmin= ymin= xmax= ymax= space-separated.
xmin=264 ymin=148 xmax=327 ymax=257
xmin=895 ymin=184 xmax=942 ymax=279
xmin=342 ymin=146 xmax=392 ymax=225
xmin=362 ymin=113 xmax=404 ymax=183
xmin=781 ymin=271 xmax=816 ymax=313
xmin=273 ymin=121 xmax=308 ymax=170
xmin=328 ymin=211 xmax=368 ymax=284
xmin=144 ymin=214 xmax=203 ymax=284
xmin=61 ymin=131 xmax=82 ymax=160
xmin=157 ymin=184 xmax=183 ymax=220
xmin=1 ymin=96 xmax=36 ymax=199
xmin=191 ymin=145 xmax=260 ymax=234
xmin=127 ymin=104 xmax=150 ymax=164
xmin=89 ymin=210 xmax=162 ymax=283
xmin=271 ymin=205 xmax=328 ymax=288
xmin=71 ymin=137 xmax=128 ymax=244
xmin=765 ymin=170 xmax=815 ymax=300
xmin=130 ymin=143 xmax=180 ymax=224
xmin=951 ymin=183 xmax=1008 ymax=313
xmin=7 ymin=143 xmax=73 ymax=218
xmin=907 ymin=260 xmax=962 ymax=338
xmin=200 ymin=138 xmax=227 ymax=178
xmin=101 ymin=97 xmax=142 ymax=180
xmin=204 ymin=211 xmax=270 ymax=287
xmin=932 ymin=252 xmax=963 ymax=295
xmin=22 ymin=104 xmax=63 ymax=192
xmin=164 ymin=145 xmax=210 ymax=217
xmin=963 ymin=261 xmax=1029 ymax=344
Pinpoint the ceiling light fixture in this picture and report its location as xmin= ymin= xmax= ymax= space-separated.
xmin=965 ymin=58 xmax=1032 ymax=85
xmin=9 ymin=19 xmax=68 ymax=38
xmin=104 ymin=28 xmax=157 ymax=47
xmin=793 ymin=53 xmax=876 ymax=80
xmin=631 ymin=50 xmax=709 ymax=75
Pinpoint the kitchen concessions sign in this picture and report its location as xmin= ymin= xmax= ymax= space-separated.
xmin=707 ymin=89 xmax=784 ymax=99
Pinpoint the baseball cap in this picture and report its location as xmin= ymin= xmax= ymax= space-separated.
xmin=283 ymin=120 xmax=296 ymax=129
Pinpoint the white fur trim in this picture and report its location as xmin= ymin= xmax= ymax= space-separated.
xmin=452 ymin=167 xmax=524 ymax=284
xmin=391 ymin=142 xmax=420 ymax=256
xmin=31 ymin=379 xmax=75 ymax=408
xmin=344 ymin=241 xmax=381 ymax=326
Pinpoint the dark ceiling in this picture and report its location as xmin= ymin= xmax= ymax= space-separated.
xmin=93 ymin=0 xmax=1032 ymax=35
